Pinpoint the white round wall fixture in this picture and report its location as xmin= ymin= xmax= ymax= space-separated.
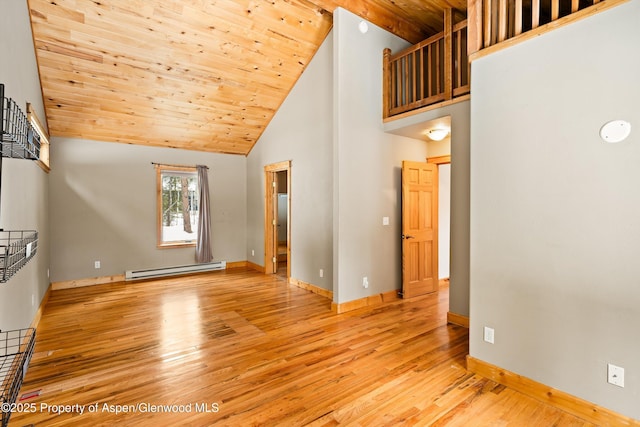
xmin=600 ymin=120 xmax=631 ymax=143
xmin=358 ymin=21 xmax=369 ymax=34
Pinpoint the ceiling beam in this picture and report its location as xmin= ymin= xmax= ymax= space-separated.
xmin=308 ymin=0 xmax=430 ymax=43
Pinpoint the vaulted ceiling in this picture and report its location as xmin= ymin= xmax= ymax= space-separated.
xmin=28 ymin=0 xmax=466 ymax=155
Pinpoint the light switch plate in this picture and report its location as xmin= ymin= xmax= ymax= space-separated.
xmin=483 ymin=327 xmax=494 ymax=344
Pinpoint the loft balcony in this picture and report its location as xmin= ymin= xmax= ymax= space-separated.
xmin=467 ymin=0 xmax=626 ymax=58
xmin=383 ymin=0 xmax=625 ymax=119
xmin=383 ymin=9 xmax=469 ymax=119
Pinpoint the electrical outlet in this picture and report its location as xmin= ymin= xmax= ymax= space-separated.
xmin=483 ymin=326 xmax=495 ymax=344
xmin=94 ymin=261 xmax=101 ymax=269
xmin=251 ymin=249 xmax=255 ymax=257
xmin=608 ymin=364 xmax=625 ymax=387
xmin=382 ymin=216 xmax=390 ymax=226
xmin=362 ymin=277 xmax=369 ymax=288
xmin=31 ymin=294 xmax=35 ymax=307
xmin=319 ymin=269 xmax=324 ymax=278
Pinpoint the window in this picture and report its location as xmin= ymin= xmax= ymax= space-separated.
xmin=156 ymin=165 xmax=199 ymax=248
xmin=26 ymin=103 xmax=50 ymax=172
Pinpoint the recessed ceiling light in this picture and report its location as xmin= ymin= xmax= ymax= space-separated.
xmin=600 ymin=120 xmax=631 ymax=143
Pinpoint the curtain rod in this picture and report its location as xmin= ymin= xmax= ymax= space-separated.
xmin=151 ymin=162 xmax=209 ymax=169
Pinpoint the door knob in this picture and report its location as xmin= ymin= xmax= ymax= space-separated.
xmin=402 ymin=234 xmax=415 ymax=239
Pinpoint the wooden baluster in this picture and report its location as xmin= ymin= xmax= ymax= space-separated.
xmin=484 ymin=0 xmax=493 ymax=47
xmin=467 ymin=0 xmax=483 ymax=56
xmin=412 ymin=51 xmax=417 ymax=104
xmin=532 ymin=0 xmax=540 ymax=29
xmin=552 ymin=0 xmax=559 ymax=20
xmin=436 ymin=39 xmax=442 ymax=95
xmin=383 ymin=48 xmax=391 ymax=118
xmin=427 ymin=44 xmax=433 ymax=98
xmin=455 ymin=30 xmax=462 ymax=89
xmin=419 ymin=47 xmax=425 ymax=101
xmin=467 ymin=29 xmax=471 ymax=87
xmin=444 ymin=8 xmax=453 ymax=100
xmin=571 ymin=0 xmax=579 ymax=12
xmin=397 ymin=58 xmax=402 ymax=108
xmin=403 ymin=56 xmax=409 ymax=106
xmin=400 ymin=59 xmax=404 ymax=107
xmin=498 ymin=0 xmax=507 ymax=42
xmin=398 ymin=58 xmax=403 ymax=108
xmin=391 ymin=59 xmax=397 ymax=109
xmin=515 ymin=0 xmax=522 ymax=36
xmin=434 ymin=45 xmax=438 ymax=96
xmin=404 ymin=53 xmax=411 ymax=105
xmin=398 ymin=60 xmax=403 ymax=108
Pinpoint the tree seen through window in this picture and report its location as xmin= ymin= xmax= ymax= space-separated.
xmin=157 ymin=166 xmax=199 ymax=246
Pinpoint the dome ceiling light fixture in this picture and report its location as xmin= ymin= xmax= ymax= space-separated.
xmin=426 ymin=127 xmax=450 ymax=141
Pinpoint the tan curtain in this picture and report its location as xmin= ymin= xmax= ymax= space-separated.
xmin=195 ymin=165 xmax=213 ymax=263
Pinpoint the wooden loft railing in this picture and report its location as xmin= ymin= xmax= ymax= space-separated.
xmin=467 ymin=0 xmax=627 ymax=56
xmin=383 ymin=9 xmax=470 ymax=119
xmin=383 ymin=0 xmax=625 ymax=118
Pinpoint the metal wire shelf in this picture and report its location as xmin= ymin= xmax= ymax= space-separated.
xmin=0 ymin=328 xmax=36 ymax=427
xmin=1 ymin=84 xmax=40 ymax=160
xmin=0 ymin=231 xmax=38 ymax=283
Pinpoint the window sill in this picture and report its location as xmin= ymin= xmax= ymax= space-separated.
xmin=157 ymin=242 xmax=196 ymax=249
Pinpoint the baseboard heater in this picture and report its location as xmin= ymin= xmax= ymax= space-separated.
xmin=125 ymin=261 xmax=227 ymax=281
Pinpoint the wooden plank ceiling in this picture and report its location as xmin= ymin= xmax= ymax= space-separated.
xmin=28 ymin=0 xmax=465 ymax=155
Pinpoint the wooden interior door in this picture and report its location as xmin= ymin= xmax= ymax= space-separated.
xmin=264 ymin=169 xmax=278 ymax=274
xmin=401 ymin=161 xmax=438 ymax=298
xmin=264 ymin=161 xmax=291 ymax=276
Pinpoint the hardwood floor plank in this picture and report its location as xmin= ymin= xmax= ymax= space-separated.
xmin=9 ymin=268 xmax=597 ymax=426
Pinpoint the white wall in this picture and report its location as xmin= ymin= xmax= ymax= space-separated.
xmin=0 ymin=0 xmax=50 ymax=330
xmin=247 ymin=9 xmax=438 ymax=302
xmin=470 ymin=1 xmax=640 ymax=418
xmin=427 ymin=136 xmax=451 ymax=158
xmin=332 ymin=8 xmax=428 ymax=303
xmin=246 ymin=30 xmax=334 ymax=291
xmin=50 ymin=138 xmax=246 ymax=282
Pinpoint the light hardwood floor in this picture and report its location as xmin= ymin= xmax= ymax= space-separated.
xmin=11 ymin=268 xmax=595 ymax=426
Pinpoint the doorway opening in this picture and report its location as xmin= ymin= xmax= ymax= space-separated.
xmin=400 ymin=115 xmax=452 ymax=298
xmin=264 ymin=161 xmax=291 ymax=278
xmin=423 ymin=115 xmax=452 ymax=290
xmin=275 ymin=171 xmax=288 ymax=278
xmin=428 ymin=156 xmax=451 ymax=289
